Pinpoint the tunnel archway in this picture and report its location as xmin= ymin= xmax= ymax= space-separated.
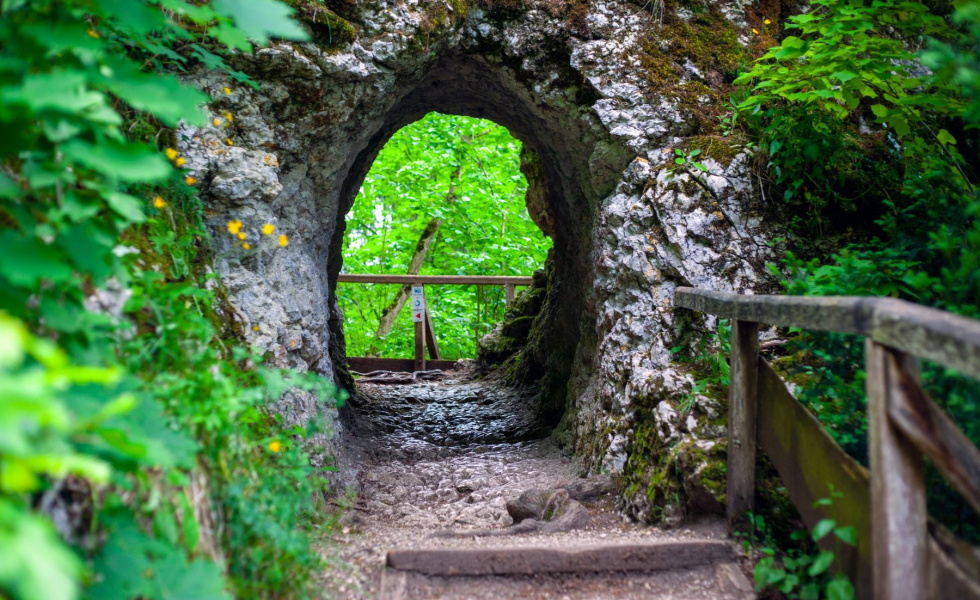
xmin=188 ymin=2 xmax=772 ymax=514
xmin=336 ymin=111 xmax=551 ymax=360
xmin=325 ymin=52 xmax=625 ymax=425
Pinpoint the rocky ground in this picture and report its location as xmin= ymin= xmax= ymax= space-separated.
xmin=317 ymin=367 xmax=751 ymax=599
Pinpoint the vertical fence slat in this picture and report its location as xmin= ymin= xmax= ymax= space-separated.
xmin=728 ymin=319 xmax=759 ymax=529
xmin=414 ymin=285 xmax=426 ymax=372
xmin=504 ymin=283 xmax=516 ymax=308
xmin=865 ymin=340 xmax=928 ymax=600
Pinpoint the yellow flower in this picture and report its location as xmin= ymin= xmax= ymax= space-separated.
xmin=252 ymin=325 xmax=260 ymax=331
xmin=226 ymin=138 xmax=234 ymax=146
xmin=212 ymin=118 xmax=221 ymax=126
xmin=243 ymin=242 xmax=251 ymax=250
xmin=153 ymin=196 xmax=167 ymax=209
xmin=175 ymin=157 xmax=186 ymax=167
xmin=185 ymin=176 xmax=197 ymax=185
xmin=268 ymin=440 xmax=282 ymax=452
xmin=224 ymin=87 xmax=231 ymax=95
xmin=278 ymin=234 xmax=288 ymax=247
xmin=165 ymin=147 xmax=178 ymax=160
xmin=764 ymin=18 xmax=771 ymax=25
xmin=227 ymin=220 xmax=243 ymax=235
xmin=225 ymin=111 xmax=234 ymax=122
xmin=87 ymin=29 xmax=100 ymax=39
xmin=237 ymin=232 xmax=246 ymax=240
xmin=752 ymin=28 xmax=759 ymax=34
xmin=262 ymin=224 xmax=275 ymax=235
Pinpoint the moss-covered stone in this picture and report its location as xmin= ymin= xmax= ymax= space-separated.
xmin=282 ymin=0 xmax=357 ymax=48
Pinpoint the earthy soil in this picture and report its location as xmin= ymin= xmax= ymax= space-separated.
xmin=318 ymin=367 xmax=751 ymax=599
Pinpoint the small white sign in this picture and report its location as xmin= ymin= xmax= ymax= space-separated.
xmin=411 ymin=309 xmax=424 ymax=323
xmin=412 ymin=285 xmax=424 ymax=296
xmin=412 ymin=297 xmax=424 ymax=309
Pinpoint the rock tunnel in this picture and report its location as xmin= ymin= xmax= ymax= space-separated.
xmin=328 ymin=52 xmax=625 ymax=422
xmin=182 ymin=0 xmax=776 ymax=524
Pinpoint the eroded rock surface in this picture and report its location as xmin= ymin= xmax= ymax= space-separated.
xmin=185 ymin=0 xmax=782 ymax=522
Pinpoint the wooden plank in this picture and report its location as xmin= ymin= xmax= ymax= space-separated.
xmin=866 ymin=340 xmax=928 ymax=600
xmin=728 ymin=319 xmax=759 ymax=530
xmin=757 ymin=358 xmax=872 ymax=599
xmin=871 ymin=298 xmax=980 ymax=382
xmin=675 ymin=287 xmax=980 ymax=380
xmin=348 ymin=357 xmax=458 ymax=372
xmin=338 ymin=274 xmax=533 ymax=285
xmin=414 ymin=320 xmax=426 ymax=372
xmin=424 ymin=307 xmax=441 ymax=361
xmin=887 ymin=364 xmax=980 ymax=516
xmin=675 ymin=287 xmax=875 ymax=335
xmin=504 ymin=283 xmax=516 ymax=308
xmin=386 ymin=541 xmax=737 ymax=576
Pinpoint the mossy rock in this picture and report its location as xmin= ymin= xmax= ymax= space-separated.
xmin=282 ymin=0 xmax=357 ymax=48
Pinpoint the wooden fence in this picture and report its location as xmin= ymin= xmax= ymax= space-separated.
xmin=337 ymin=274 xmax=533 ymax=372
xmin=675 ymin=287 xmax=980 ymax=600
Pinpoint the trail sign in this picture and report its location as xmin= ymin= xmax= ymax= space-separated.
xmin=411 ymin=308 xmax=424 ymax=322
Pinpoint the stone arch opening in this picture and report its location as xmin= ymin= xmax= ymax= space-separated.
xmin=327 ymin=52 xmax=624 ymax=425
xmin=337 ymin=111 xmax=551 ymax=360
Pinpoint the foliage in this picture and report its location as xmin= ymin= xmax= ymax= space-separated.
xmin=671 ymin=319 xmax=730 ymax=414
xmin=741 ymin=493 xmax=856 ymax=600
xmin=339 ymin=112 xmax=551 ymax=359
xmin=0 ymin=1 xmax=340 ymax=600
xmin=734 ymin=0 xmax=970 ymax=232
xmin=732 ymin=0 xmax=980 ymax=543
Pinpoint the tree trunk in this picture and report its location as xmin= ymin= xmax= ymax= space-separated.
xmin=374 ymin=217 xmax=441 ymax=340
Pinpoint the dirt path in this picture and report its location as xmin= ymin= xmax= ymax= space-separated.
xmin=319 ymin=369 xmax=752 ymax=599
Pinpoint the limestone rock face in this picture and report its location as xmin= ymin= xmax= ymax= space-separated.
xmin=183 ymin=0 xmax=780 ymax=521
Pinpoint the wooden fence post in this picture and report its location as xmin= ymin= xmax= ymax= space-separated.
xmin=728 ymin=319 xmax=759 ymax=529
xmin=504 ymin=283 xmax=516 ymax=308
xmin=414 ymin=285 xmax=426 ymax=372
xmin=865 ymin=340 xmax=927 ymax=600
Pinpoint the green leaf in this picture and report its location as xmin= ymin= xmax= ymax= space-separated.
xmin=104 ymin=191 xmax=147 ymax=224
xmin=827 ymin=576 xmax=855 ymax=600
xmin=675 ymin=157 xmax=686 ymax=165
xmin=211 ymin=0 xmax=308 ymax=46
xmin=831 ymin=70 xmax=859 ymax=82
xmin=870 ymin=103 xmax=889 ymax=118
xmin=807 ymin=550 xmax=835 ymax=577
xmin=61 ymin=139 xmax=170 ymax=182
xmin=937 ymin=128 xmax=957 ymax=146
xmin=692 ymin=161 xmax=708 ymax=172
xmin=834 ymin=525 xmax=857 ymax=546
xmin=0 ymin=231 xmax=72 ymax=288
xmin=96 ymin=0 xmax=164 ymax=34
xmin=105 ymin=70 xmax=209 ymax=127
xmin=812 ymin=518 xmax=836 ymax=541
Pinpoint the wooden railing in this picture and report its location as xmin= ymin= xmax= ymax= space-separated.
xmin=337 ymin=274 xmax=533 ymax=372
xmin=675 ymin=287 xmax=980 ymax=600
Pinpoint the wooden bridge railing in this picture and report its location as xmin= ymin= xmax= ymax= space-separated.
xmin=337 ymin=274 xmax=533 ymax=372
xmin=675 ymin=287 xmax=980 ymax=600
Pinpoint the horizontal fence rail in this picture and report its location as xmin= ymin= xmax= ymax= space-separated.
xmin=674 ymin=287 xmax=980 ymax=380
xmin=337 ymin=274 xmax=534 ymax=285
xmin=674 ymin=286 xmax=980 ymax=600
xmin=338 ymin=274 xmax=533 ymax=372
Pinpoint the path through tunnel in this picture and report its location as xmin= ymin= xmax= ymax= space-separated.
xmin=326 ymin=53 xmax=625 ymax=431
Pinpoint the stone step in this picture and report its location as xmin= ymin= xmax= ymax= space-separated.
xmin=379 ymin=540 xmax=755 ymax=599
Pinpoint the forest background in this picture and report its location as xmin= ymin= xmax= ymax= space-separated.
xmin=1 ymin=0 xmax=979 ymax=600
xmin=338 ymin=113 xmax=551 ymax=361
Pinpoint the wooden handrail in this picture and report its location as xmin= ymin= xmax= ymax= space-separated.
xmin=674 ymin=286 xmax=980 ymax=600
xmin=338 ymin=274 xmax=533 ymax=285
xmin=675 ymin=287 xmax=980 ymax=380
